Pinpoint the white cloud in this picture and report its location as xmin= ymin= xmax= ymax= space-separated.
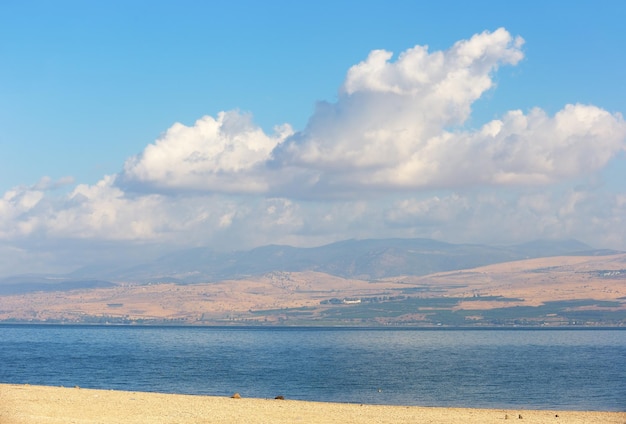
xmin=121 ymin=111 xmax=293 ymax=193
xmin=271 ymin=29 xmax=625 ymax=195
xmin=0 ymin=187 xmax=44 ymax=239
xmin=342 ymin=28 xmax=524 ymax=99
xmin=0 ymin=178 xmax=76 ymax=238
xmin=384 ymin=104 xmax=626 ymax=188
xmin=273 ymin=28 xmax=525 ymax=171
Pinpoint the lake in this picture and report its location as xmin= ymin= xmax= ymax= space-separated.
xmin=1 ymin=325 xmax=624 ymax=411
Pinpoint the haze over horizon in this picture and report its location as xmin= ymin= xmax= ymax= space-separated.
xmin=1 ymin=1 xmax=625 ymax=278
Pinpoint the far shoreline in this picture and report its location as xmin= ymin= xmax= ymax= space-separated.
xmin=1 ymin=321 xmax=626 ymax=330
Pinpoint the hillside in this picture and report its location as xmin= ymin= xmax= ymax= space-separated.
xmin=1 ymin=252 xmax=624 ymax=327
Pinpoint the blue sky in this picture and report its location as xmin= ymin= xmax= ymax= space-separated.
xmin=1 ymin=1 xmax=625 ymax=276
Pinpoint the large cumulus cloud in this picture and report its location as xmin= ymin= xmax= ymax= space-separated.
xmin=274 ymin=27 xmax=525 ymax=173
xmin=271 ymin=28 xmax=625 ymax=193
xmin=120 ymin=28 xmax=626 ymax=197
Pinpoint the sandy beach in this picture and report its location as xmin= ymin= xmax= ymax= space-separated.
xmin=1 ymin=384 xmax=624 ymax=424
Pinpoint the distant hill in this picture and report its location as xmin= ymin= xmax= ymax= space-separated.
xmin=2 ymin=238 xmax=617 ymax=294
xmin=2 ymin=253 xmax=625 ymax=326
xmin=62 ymin=237 xmax=615 ymax=284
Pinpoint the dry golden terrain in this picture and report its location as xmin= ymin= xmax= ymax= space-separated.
xmin=1 ymin=254 xmax=625 ymax=326
xmin=396 ymin=254 xmax=626 ymax=307
xmin=2 ymin=384 xmax=624 ymax=424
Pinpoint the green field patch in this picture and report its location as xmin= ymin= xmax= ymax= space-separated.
xmin=543 ymin=299 xmax=623 ymax=308
xmin=445 ymin=299 xmax=626 ymax=325
xmin=560 ymin=309 xmax=626 ymax=322
xmin=321 ymin=296 xmax=462 ymax=320
xmin=462 ymin=296 xmax=524 ymax=302
xmin=249 ymin=306 xmax=316 ymax=315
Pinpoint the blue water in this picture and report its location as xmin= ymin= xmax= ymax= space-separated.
xmin=1 ymin=325 xmax=624 ymax=411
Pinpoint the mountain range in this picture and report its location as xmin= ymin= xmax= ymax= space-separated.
xmin=0 ymin=238 xmax=616 ymax=295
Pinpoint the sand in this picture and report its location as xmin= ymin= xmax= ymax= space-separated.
xmin=1 ymin=384 xmax=624 ymax=424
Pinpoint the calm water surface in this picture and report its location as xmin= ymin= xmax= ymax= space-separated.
xmin=1 ymin=325 xmax=624 ymax=411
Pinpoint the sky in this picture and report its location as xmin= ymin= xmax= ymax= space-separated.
xmin=1 ymin=1 xmax=625 ymax=277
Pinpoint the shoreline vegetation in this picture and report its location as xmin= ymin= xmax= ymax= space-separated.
xmin=1 ymin=321 xmax=626 ymax=329
xmin=1 ymin=384 xmax=624 ymax=424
